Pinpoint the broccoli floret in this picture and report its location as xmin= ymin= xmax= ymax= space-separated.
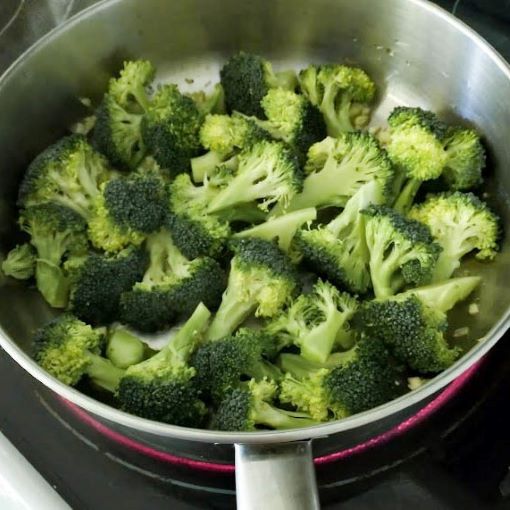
xmin=298 ymin=64 xmax=376 ymax=136
xmin=142 ymin=84 xmax=203 ymax=175
xmin=87 ymin=174 xmax=168 ymax=253
xmin=220 ymin=52 xmax=297 ymax=118
xmin=207 ymin=238 xmax=299 ymax=340
xmin=191 ymin=328 xmax=281 ymax=403
xmin=188 ymin=83 xmax=226 ymax=116
xmin=251 ymin=88 xmax=327 ymax=160
xmin=233 ymin=207 xmax=317 ymax=254
xmin=276 ymin=132 xmax=393 ymax=214
xmin=33 ymin=313 xmax=124 ymax=391
xmin=279 ymin=336 xmax=404 ymax=421
xmin=354 ymin=294 xmax=461 ymax=373
xmin=167 ymin=173 xmax=231 ymax=259
xmin=18 ymin=134 xmax=115 ymax=218
xmin=207 ymin=140 xmax=303 ymax=213
xmin=20 ymin=204 xmax=89 ymax=308
xmin=106 ymin=327 xmax=146 ymax=369
xmin=442 ymin=127 xmax=485 ymax=190
xmin=190 ymin=113 xmax=270 ymax=182
xmin=387 ymin=107 xmax=447 ymax=213
xmin=296 ymin=180 xmax=383 ymax=294
xmin=266 ymin=280 xmax=358 ymax=363
xmin=68 ymin=247 xmax=147 ymax=325
xmin=2 ymin=243 xmax=36 ymax=280
xmin=409 ymin=192 xmax=499 ymax=281
xmin=362 ymin=204 xmax=442 ymax=298
xmin=210 ymin=378 xmax=317 ymax=431
xmin=116 ymin=303 xmax=211 ymax=426
xmin=119 ymin=230 xmax=225 ymax=332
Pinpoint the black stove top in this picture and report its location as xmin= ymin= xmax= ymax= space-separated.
xmin=1 ymin=1 xmax=510 ymax=508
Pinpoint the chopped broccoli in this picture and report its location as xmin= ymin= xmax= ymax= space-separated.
xmin=409 ymin=192 xmax=499 ymax=281
xmin=167 ymin=173 xmax=231 ymax=259
xmin=354 ymin=294 xmax=461 ymax=373
xmin=362 ymin=204 xmax=442 ymax=298
xmin=116 ymin=303 xmax=211 ymax=426
xmin=441 ymin=126 xmax=485 ymax=190
xmin=296 ymin=180 xmax=383 ymax=294
xmin=33 ymin=313 xmax=124 ymax=391
xmin=220 ymin=52 xmax=297 ymax=118
xmin=18 ymin=134 xmax=115 ymax=219
xmin=207 ymin=140 xmax=303 ymax=213
xmin=190 ymin=113 xmax=269 ymax=182
xmin=2 ymin=243 xmax=36 ymax=280
xmin=119 ymin=230 xmax=225 ymax=332
xmin=68 ymin=247 xmax=147 ymax=325
xmin=20 ymin=204 xmax=89 ymax=308
xmin=191 ymin=328 xmax=281 ymax=403
xmin=299 ymin=64 xmax=376 ymax=136
xmin=279 ymin=335 xmax=404 ymax=421
xmin=87 ymin=174 xmax=168 ymax=253
xmin=276 ymin=132 xmax=394 ymax=214
xmin=233 ymin=207 xmax=317 ymax=254
xmin=142 ymin=84 xmax=203 ymax=175
xmin=106 ymin=327 xmax=146 ymax=369
xmin=188 ymin=83 xmax=226 ymax=116
xmin=266 ymin=280 xmax=358 ymax=363
xmin=206 ymin=238 xmax=299 ymax=340
xmin=210 ymin=378 xmax=317 ymax=431
xmin=387 ymin=107 xmax=447 ymax=213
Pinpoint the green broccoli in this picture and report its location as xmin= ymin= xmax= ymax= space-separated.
xmin=210 ymin=378 xmax=318 ymax=431
xmin=266 ymin=280 xmax=358 ymax=363
xmin=141 ymin=84 xmax=203 ymax=175
xmin=68 ymin=247 xmax=147 ymax=325
xmin=191 ymin=328 xmax=281 ymax=403
xmin=188 ymin=83 xmax=226 ymax=116
xmin=279 ymin=335 xmax=404 ymax=421
xmin=298 ymin=64 xmax=376 ymax=136
xmin=87 ymin=174 xmax=168 ymax=253
xmin=116 ymin=303 xmax=211 ymax=426
xmin=190 ymin=113 xmax=270 ymax=182
xmin=92 ymin=59 xmax=156 ymax=170
xmin=119 ymin=230 xmax=226 ymax=332
xmin=441 ymin=126 xmax=485 ymax=190
xmin=409 ymin=192 xmax=499 ymax=281
xmin=275 ymin=132 xmax=394 ymax=214
xmin=20 ymin=204 xmax=89 ymax=308
xmin=18 ymin=134 xmax=115 ymax=219
xmin=354 ymin=294 xmax=461 ymax=373
xmin=220 ymin=52 xmax=297 ymax=118
xmin=387 ymin=107 xmax=447 ymax=213
xmin=206 ymin=238 xmax=299 ymax=341
xmin=233 ymin=207 xmax=317 ymax=254
xmin=106 ymin=327 xmax=146 ymax=369
xmin=296 ymin=180 xmax=383 ymax=294
xmin=167 ymin=173 xmax=231 ymax=259
xmin=33 ymin=313 xmax=124 ymax=392
xmin=207 ymin=140 xmax=303 ymax=213
xmin=362 ymin=204 xmax=442 ymax=298
xmin=2 ymin=243 xmax=36 ymax=280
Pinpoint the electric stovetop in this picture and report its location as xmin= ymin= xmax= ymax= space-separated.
xmin=1 ymin=1 xmax=510 ymax=508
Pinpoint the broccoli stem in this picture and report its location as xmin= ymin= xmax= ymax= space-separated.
xmin=107 ymin=329 xmax=145 ymax=369
xmin=249 ymin=360 xmax=282 ymax=382
xmin=191 ymin=151 xmax=226 ymax=183
xmin=393 ymin=179 xmax=421 ymax=214
xmin=86 ymin=353 xmax=125 ymax=392
xmin=267 ymin=70 xmax=298 ymax=91
xmin=279 ymin=353 xmax=325 ymax=379
xmin=233 ymin=208 xmax=317 ymax=252
xmin=254 ymin=401 xmax=318 ymax=429
xmin=35 ymin=260 xmax=70 ymax=308
xmin=207 ymin=292 xmax=256 ymax=341
xmin=368 ymin=237 xmax=404 ymax=298
xmin=400 ymin=276 xmax=481 ymax=313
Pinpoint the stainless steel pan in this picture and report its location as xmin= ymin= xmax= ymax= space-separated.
xmin=0 ymin=0 xmax=509 ymax=507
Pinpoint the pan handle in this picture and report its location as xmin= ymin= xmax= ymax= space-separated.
xmin=235 ymin=441 xmax=320 ymax=510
